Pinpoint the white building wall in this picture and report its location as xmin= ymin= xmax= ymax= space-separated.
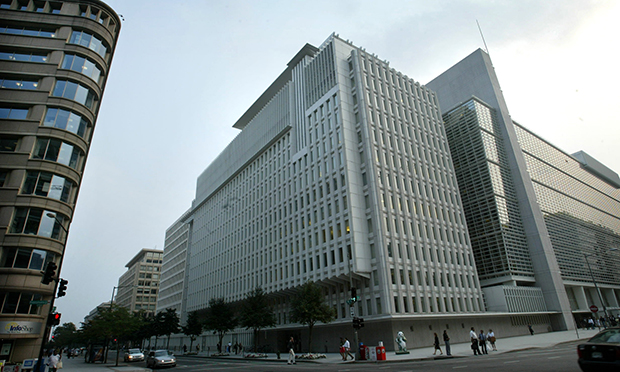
xmin=178 ymin=34 xmax=485 ymax=327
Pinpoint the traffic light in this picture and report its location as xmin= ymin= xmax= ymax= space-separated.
xmin=41 ymin=262 xmax=57 ymax=285
xmin=347 ymin=287 xmax=359 ymax=305
xmin=48 ymin=312 xmax=61 ymax=326
xmin=57 ymin=279 xmax=68 ymax=297
xmin=352 ymin=317 xmax=365 ymax=329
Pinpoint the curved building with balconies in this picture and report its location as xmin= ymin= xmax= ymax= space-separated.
xmin=0 ymin=0 xmax=121 ymax=362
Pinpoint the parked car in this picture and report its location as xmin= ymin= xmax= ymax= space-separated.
xmin=123 ymin=348 xmax=145 ymax=362
xmin=578 ymin=326 xmax=620 ymax=372
xmin=146 ymin=350 xmax=177 ymax=369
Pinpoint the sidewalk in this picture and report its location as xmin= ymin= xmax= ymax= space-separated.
xmin=55 ymin=328 xmax=599 ymax=370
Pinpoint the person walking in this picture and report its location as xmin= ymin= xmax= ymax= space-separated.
xmin=343 ymin=337 xmax=354 ymax=360
xmin=470 ymin=327 xmax=481 ymax=355
xmin=433 ymin=333 xmax=443 ymax=355
xmin=339 ymin=337 xmax=346 ymax=360
xmin=528 ymin=324 xmax=534 ymax=335
xmin=478 ymin=329 xmax=488 ymax=354
xmin=487 ymin=329 xmax=497 ymax=351
xmin=443 ymin=330 xmax=451 ymax=356
xmin=47 ymin=350 xmax=61 ymax=372
xmin=287 ymin=336 xmax=296 ymax=365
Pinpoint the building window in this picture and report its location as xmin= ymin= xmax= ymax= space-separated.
xmin=21 ymin=171 xmax=73 ymax=203
xmin=0 ymin=292 xmax=43 ymax=315
xmin=0 ymin=51 xmax=48 ymax=63
xmin=68 ymin=30 xmax=107 ymax=57
xmin=0 ymin=137 xmax=19 ymax=151
xmin=32 ymin=138 xmax=82 ymax=169
xmin=0 ymin=247 xmax=55 ymax=271
xmin=43 ymin=108 xmax=88 ymax=138
xmin=52 ymin=80 xmax=96 ymax=109
xmin=0 ymin=26 xmax=56 ymax=38
xmin=0 ymin=107 xmax=29 ymax=120
xmin=1 ymin=78 xmax=39 ymax=90
xmin=9 ymin=207 xmax=67 ymax=239
xmin=61 ymin=54 xmax=102 ymax=82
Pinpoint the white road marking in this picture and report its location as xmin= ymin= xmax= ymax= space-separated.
xmin=504 ymin=360 xmax=520 ymax=364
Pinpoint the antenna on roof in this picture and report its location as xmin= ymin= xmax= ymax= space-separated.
xmin=476 ymin=20 xmax=490 ymax=55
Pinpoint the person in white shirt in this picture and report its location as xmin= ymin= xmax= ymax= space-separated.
xmin=343 ymin=338 xmax=354 ymax=360
xmin=487 ymin=329 xmax=497 ymax=351
xmin=469 ymin=327 xmax=481 ymax=355
xmin=47 ymin=351 xmax=61 ymax=372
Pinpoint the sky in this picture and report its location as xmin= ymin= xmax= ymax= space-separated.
xmin=56 ymin=0 xmax=620 ymax=326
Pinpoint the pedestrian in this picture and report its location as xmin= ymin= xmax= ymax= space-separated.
xmin=528 ymin=324 xmax=534 ymax=335
xmin=339 ymin=337 xmax=346 ymax=360
xmin=470 ymin=327 xmax=481 ymax=355
xmin=478 ymin=330 xmax=488 ymax=354
xmin=47 ymin=350 xmax=61 ymax=372
xmin=239 ymin=342 xmax=243 ymax=354
xmin=343 ymin=337 xmax=354 ymax=360
xmin=487 ymin=329 xmax=497 ymax=351
xmin=287 ymin=336 xmax=296 ymax=365
xmin=433 ymin=333 xmax=443 ymax=355
xmin=443 ymin=330 xmax=451 ymax=356
xmin=183 ymin=344 xmax=187 ymax=354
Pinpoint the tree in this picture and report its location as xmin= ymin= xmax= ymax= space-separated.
xmin=238 ymin=287 xmax=276 ymax=352
xmin=203 ymin=298 xmax=237 ymax=353
xmin=52 ymin=322 xmax=78 ymax=348
xmin=79 ymin=304 xmax=143 ymax=365
xmin=290 ymin=281 xmax=336 ymax=353
xmin=158 ymin=308 xmax=180 ymax=350
xmin=181 ymin=310 xmax=203 ymax=353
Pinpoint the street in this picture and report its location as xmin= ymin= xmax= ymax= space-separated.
xmin=167 ymin=341 xmax=582 ymax=372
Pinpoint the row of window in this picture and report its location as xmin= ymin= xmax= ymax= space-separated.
xmin=0 ymin=246 xmax=56 ymax=271
xmin=0 ymin=291 xmax=42 ymax=315
xmin=0 ymin=136 xmax=83 ymax=171
xmin=0 ymin=0 xmax=60 ymax=14
xmin=9 ymin=207 xmax=67 ymax=240
xmin=1 ymin=79 xmax=97 ymax=112
xmin=0 ymin=26 xmax=108 ymax=58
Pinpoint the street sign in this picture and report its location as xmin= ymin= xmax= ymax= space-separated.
xmin=29 ymin=300 xmax=49 ymax=306
xmin=350 ymin=307 xmax=355 ymax=317
xmin=590 ymin=305 xmax=598 ymax=313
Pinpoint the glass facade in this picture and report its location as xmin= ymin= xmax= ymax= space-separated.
xmin=442 ymin=98 xmax=533 ymax=281
xmin=514 ymin=124 xmax=620 ymax=286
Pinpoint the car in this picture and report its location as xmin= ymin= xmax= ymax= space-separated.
xmin=123 ymin=348 xmax=145 ymax=362
xmin=146 ymin=350 xmax=177 ymax=369
xmin=577 ymin=326 xmax=620 ymax=372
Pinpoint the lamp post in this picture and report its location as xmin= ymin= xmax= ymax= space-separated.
xmin=34 ymin=212 xmax=70 ymax=372
xmin=584 ymin=248 xmax=618 ymax=323
xmin=109 ymin=284 xmax=136 ymax=366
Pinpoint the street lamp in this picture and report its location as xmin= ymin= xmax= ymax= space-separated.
xmin=110 ymin=284 xmax=137 ymax=307
xmin=35 ymin=212 xmax=70 ymax=372
xmin=584 ymin=248 xmax=618 ymax=322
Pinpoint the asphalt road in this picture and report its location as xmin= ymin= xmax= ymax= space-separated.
xmin=171 ymin=340 xmax=583 ymax=372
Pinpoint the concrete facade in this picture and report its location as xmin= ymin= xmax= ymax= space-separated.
xmin=0 ymin=0 xmax=120 ymax=363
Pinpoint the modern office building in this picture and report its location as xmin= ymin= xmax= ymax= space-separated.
xmin=427 ymin=49 xmax=620 ymax=330
xmin=0 ymin=0 xmax=121 ymax=362
xmin=115 ymin=249 xmax=163 ymax=317
xmin=163 ymin=33 xmax=493 ymax=351
xmin=83 ymin=301 xmax=110 ymax=323
xmin=156 ymin=212 xmax=190 ymax=321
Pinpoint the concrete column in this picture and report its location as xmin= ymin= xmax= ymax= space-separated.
xmin=574 ymin=286 xmax=588 ymax=311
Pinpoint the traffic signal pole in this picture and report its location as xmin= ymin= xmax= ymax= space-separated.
xmin=347 ymin=251 xmax=360 ymax=360
xmin=35 ymin=213 xmax=70 ymax=372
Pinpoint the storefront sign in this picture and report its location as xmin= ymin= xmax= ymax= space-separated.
xmin=0 ymin=321 xmax=42 ymax=335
